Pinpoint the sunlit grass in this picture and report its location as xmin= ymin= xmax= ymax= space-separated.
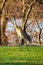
xmin=0 ymin=46 xmax=43 ymax=65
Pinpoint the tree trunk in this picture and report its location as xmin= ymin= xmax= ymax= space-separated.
xmin=1 ymin=10 xmax=8 ymax=45
xmin=21 ymin=39 xmax=24 ymax=45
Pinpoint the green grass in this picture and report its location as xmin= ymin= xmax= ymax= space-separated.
xmin=0 ymin=46 xmax=43 ymax=65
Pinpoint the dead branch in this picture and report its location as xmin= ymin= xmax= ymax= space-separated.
xmin=25 ymin=22 xmax=32 ymax=29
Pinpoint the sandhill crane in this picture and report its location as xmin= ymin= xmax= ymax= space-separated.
xmin=11 ymin=18 xmax=31 ymax=42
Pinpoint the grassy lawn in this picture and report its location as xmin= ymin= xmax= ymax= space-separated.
xmin=0 ymin=46 xmax=43 ymax=65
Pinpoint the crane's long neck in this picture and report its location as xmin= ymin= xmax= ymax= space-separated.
xmin=11 ymin=18 xmax=18 ymax=30
xmin=11 ymin=18 xmax=21 ymax=37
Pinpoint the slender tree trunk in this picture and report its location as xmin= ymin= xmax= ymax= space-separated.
xmin=1 ymin=10 xmax=8 ymax=45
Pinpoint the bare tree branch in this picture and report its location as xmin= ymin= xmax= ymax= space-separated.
xmin=25 ymin=22 xmax=32 ymax=29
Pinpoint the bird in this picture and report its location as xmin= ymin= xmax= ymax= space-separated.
xmin=11 ymin=18 xmax=31 ymax=42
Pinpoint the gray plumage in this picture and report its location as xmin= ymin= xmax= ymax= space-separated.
xmin=20 ymin=29 xmax=31 ymax=42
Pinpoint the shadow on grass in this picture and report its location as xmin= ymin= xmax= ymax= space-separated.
xmin=0 ymin=62 xmax=43 ymax=65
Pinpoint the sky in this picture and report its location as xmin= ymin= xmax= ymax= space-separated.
xmin=6 ymin=18 xmax=43 ymax=32
xmin=6 ymin=18 xmax=22 ymax=32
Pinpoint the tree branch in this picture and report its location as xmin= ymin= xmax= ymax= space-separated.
xmin=0 ymin=0 xmax=7 ymax=13
xmin=25 ymin=21 xmax=32 ymax=29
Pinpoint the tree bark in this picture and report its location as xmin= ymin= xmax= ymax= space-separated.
xmin=0 ymin=0 xmax=7 ymax=45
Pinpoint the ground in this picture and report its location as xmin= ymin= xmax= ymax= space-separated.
xmin=0 ymin=46 xmax=43 ymax=65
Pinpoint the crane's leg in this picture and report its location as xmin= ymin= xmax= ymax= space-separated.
xmin=19 ymin=38 xmax=24 ymax=45
xmin=21 ymin=39 xmax=24 ymax=45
